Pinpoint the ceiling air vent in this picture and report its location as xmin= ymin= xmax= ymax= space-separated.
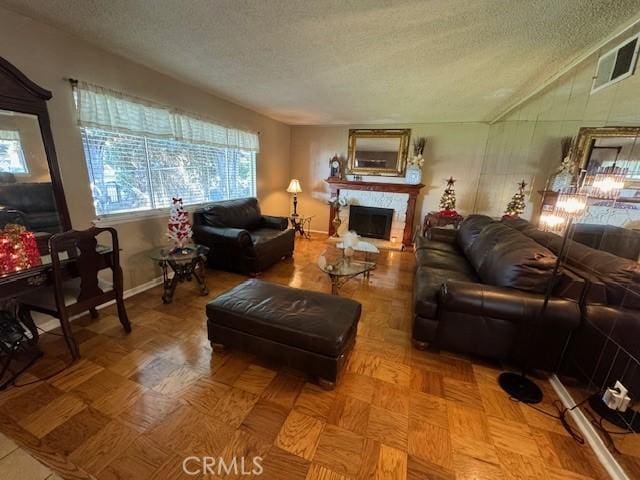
xmin=591 ymin=33 xmax=640 ymax=94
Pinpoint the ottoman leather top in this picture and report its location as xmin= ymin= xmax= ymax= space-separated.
xmin=206 ymin=279 xmax=361 ymax=357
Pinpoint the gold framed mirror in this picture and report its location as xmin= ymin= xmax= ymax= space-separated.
xmin=574 ymin=126 xmax=640 ymax=171
xmin=347 ymin=129 xmax=410 ymax=176
xmin=572 ymin=126 xmax=640 ymax=203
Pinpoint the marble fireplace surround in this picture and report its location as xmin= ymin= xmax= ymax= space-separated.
xmin=325 ymin=179 xmax=425 ymax=248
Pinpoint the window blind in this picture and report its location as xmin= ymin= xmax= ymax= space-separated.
xmin=0 ymin=130 xmax=20 ymax=141
xmin=75 ymin=82 xmax=258 ymax=216
xmin=0 ymin=130 xmax=28 ymax=174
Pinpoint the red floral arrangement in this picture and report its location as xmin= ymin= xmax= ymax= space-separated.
xmin=0 ymin=224 xmax=41 ymax=275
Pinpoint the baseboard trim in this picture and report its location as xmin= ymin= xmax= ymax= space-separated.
xmin=308 ymin=229 xmax=329 ymax=235
xmin=549 ymin=374 xmax=629 ymax=480
xmin=37 ymin=276 xmax=165 ymax=331
xmin=96 ymin=275 xmax=165 ymax=310
xmin=122 ymin=276 xmax=164 ymax=300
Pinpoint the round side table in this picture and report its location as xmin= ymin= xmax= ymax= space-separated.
xmin=148 ymin=244 xmax=210 ymax=303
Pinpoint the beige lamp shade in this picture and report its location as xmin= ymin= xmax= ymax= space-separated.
xmin=286 ymin=179 xmax=302 ymax=193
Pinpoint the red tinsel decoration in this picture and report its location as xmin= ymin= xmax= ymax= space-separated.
xmin=0 ymin=224 xmax=42 ymax=275
xmin=438 ymin=209 xmax=459 ymax=218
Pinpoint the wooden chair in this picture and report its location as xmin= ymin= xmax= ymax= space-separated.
xmin=19 ymin=226 xmax=131 ymax=359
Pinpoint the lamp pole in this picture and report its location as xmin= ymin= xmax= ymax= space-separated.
xmin=498 ymin=217 xmax=574 ymax=404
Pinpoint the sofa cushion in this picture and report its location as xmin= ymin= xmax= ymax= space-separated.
xmin=201 ymin=197 xmax=262 ymax=230
xmin=477 ymin=233 xmax=558 ymax=294
xmin=415 ymin=235 xmax=462 ymax=255
xmin=569 ymin=224 xmax=640 ymax=261
xmin=415 ymin=248 xmax=476 ymax=276
xmin=413 ymin=265 xmax=478 ymax=319
xmin=457 ymin=215 xmax=493 ymax=256
xmin=466 ymin=222 xmax=516 ymax=272
xmin=206 ymin=279 xmax=360 ymax=357
xmin=250 ymin=227 xmax=294 ymax=256
xmin=501 ymin=217 xmax=537 ymax=233
xmin=561 ymin=240 xmax=640 ymax=309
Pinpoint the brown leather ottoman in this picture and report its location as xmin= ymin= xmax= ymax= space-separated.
xmin=206 ymin=279 xmax=361 ymax=389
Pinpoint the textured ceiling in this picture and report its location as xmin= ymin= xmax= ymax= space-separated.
xmin=3 ymin=0 xmax=640 ymax=124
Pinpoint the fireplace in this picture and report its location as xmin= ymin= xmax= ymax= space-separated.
xmin=348 ymin=205 xmax=393 ymax=240
xmin=326 ymin=179 xmax=424 ymax=247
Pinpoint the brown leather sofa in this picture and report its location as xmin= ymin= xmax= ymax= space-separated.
xmin=193 ymin=197 xmax=294 ymax=275
xmin=413 ymin=215 xmax=584 ymax=371
xmin=503 ymin=217 xmax=640 ymax=395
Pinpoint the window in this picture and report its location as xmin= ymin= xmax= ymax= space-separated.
xmin=74 ymin=82 xmax=258 ymax=217
xmin=0 ymin=130 xmax=28 ymax=174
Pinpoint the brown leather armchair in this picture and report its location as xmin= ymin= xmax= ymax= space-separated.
xmin=193 ymin=197 xmax=294 ymax=275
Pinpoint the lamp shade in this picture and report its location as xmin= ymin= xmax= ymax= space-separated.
xmin=286 ymin=179 xmax=302 ymax=193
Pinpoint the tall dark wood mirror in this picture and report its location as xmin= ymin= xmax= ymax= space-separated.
xmin=0 ymin=56 xmax=70 ymax=271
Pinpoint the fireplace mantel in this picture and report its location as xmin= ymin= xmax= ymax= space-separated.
xmin=325 ymin=178 xmax=425 ymax=247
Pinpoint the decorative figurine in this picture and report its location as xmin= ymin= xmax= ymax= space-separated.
xmin=328 ymin=196 xmax=347 ymax=237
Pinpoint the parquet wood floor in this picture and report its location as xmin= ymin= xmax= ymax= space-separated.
xmin=0 ymin=237 xmax=611 ymax=479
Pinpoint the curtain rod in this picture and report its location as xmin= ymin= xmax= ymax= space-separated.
xmin=65 ymin=77 xmax=78 ymax=86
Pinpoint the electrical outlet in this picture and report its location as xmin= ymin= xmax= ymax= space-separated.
xmin=602 ymin=381 xmax=631 ymax=412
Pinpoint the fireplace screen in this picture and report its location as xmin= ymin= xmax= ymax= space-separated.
xmin=348 ymin=205 xmax=393 ymax=240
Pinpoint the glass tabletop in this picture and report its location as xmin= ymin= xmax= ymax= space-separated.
xmin=148 ymin=244 xmax=209 ymax=262
xmin=317 ymin=256 xmax=376 ymax=277
xmin=335 ymin=240 xmax=380 ymax=254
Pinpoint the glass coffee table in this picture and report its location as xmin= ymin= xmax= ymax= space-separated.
xmin=335 ymin=240 xmax=379 ymax=262
xmin=318 ymin=256 xmax=376 ymax=295
xmin=148 ymin=244 xmax=209 ymax=303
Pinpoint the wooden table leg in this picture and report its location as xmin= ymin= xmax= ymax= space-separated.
xmin=330 ymin=276 xmax=340 ymax=295
xmin=193 ymin=259 xmax=209 ymax=296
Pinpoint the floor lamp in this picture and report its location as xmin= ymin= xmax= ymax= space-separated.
xmin=499 ymin=188 xmax=587 ymax=404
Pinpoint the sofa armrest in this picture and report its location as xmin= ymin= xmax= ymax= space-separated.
xmin=427 ymin=227 xmax=458 ymax=243
xmin=260 ymin=215 xmax=288 ymax=231
xmin=438 ymin=280 xmax=580 ymax=328
xmin=193 ymin=224 xmax=252 ymax=247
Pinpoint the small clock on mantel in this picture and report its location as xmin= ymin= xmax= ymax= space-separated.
xmin=328 ymin=154 xmax=343 ymax=180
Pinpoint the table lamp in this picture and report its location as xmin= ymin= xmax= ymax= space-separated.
xmin=286 ymin=179 xmax=302 ymax=217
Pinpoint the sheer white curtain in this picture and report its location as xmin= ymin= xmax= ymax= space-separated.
xmin=0 ymin=130 xmax=20 ymax=141
xmin=75 ymin=81 xmax=260 ymax=151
